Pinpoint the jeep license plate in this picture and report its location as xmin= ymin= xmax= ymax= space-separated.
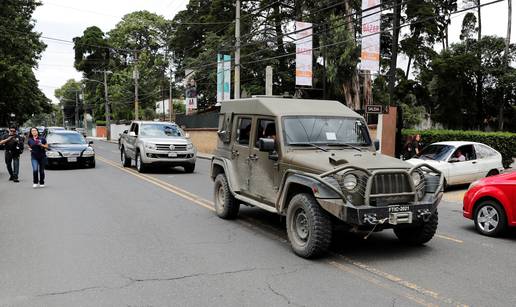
xmin=388 ymin=205 xmax=410 ymax=213
xmin=68 ymin=157 xmax=77 ymax=162
xmin=168 ymin=152 xmax=177 ymax=158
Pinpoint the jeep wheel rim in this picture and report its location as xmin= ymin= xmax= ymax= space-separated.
xmin=477 ymin=205 xmax=499 ymax=233
xmin=216 ymin=184 xmax=225 ymax=210
xmin=293 ymin=209 xmax=309 ymax=242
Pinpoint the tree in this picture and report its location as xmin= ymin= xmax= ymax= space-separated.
xmin=54 ymin=79 xmax=83 ymax=127
xmin=0 ymin=0 xmax=51 ymax=126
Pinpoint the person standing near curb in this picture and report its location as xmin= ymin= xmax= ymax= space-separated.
xmin=0 ymin=126 xmax=24 ymax=182
xmin=27 ymin=127 xmax=48 ymax=188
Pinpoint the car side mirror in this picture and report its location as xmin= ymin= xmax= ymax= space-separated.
xmin=258 ymin=138 xmax=275 ymax=152
xmin=185 ymin=133 xmax=190 ymax=139
xmin=374 ymin=140 xmax=380 ymax=151
xmin=128 ymin=131 xmax=136 ymax=137
xmin=449 ymin=157 xmax=459 ymax=163
xmin=88 ymin=141 xmax=94 ymax=145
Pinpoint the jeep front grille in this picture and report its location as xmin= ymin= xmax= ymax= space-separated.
xmin=371 ymin=173 xmax=411 ymax=194
xmin=369 ymin=173 xmax=414 ymax=206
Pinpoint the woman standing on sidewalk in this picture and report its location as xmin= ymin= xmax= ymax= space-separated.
xmin=27 ymin=127 xmax=48 ymax=188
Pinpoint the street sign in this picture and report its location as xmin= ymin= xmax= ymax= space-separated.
xmin=366 ymin=105 xmax=383 ymax=114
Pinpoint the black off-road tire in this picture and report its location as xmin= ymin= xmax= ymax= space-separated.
xmin=184 ymin=163 xmax=195 ymax=173
xmin=135 ymin=151 xmax=147 ymax=173
xmin=214 ymin=174 xmax=239 ymax=219
xmin=121 ymin=148 xmax=131 ymax=167
xmin=474 ymin=200 xmax=507 ymax=237
xmin=394 ymin=211 xmax=438 ymax=245
xmin=286 ymin=193 xmax=332 ymax=258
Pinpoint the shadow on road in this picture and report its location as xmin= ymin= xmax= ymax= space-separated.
xmin=236 ymin=206 xmax=429 ymax=259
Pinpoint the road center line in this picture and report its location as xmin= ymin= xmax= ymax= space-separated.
xmin=96 ymin=154 xmax=468 ymax=306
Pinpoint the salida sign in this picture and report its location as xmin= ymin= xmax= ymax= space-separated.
xmin=366 ymin=105 xmax=383 ymax=114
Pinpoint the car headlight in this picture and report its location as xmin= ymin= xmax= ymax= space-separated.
xmin=46 ymin=151 xmax=60 ymax=158
xmin=342 ymin=174 xmax=358 ymax=190
xmin=411 ymin=172 xmax=422 ymax=187
xmin=145 ymin=143 xmax=157 ymax=150
xmin=187 ymin=143 xmax=193 ymax=150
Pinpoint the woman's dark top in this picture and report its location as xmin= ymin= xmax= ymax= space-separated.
xmin=28 ymin=137 xmax=47 ymax=160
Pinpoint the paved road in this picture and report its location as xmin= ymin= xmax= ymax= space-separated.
xmin=0 ymin=141 xmax=515 ymax=307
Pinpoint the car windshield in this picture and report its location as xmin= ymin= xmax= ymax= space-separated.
xmin=47 ymin=133 xmax=86 ymax=144
xmin=416 ymin=144 xmax=454 ymax=161
xmin=282 ymin=116 xmax=371 ymax=147
xmin=140 ymin=124 xmax=183 ymax=137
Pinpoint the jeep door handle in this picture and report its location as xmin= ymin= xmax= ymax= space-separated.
xmin=248 ymin=154 xmax=259 ymax=161
xmin=472 ymin=161 xmax=477 ymax=164
xmin=231 ymin=150 xmax=239 ymax=156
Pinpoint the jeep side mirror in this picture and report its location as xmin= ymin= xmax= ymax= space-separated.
xmin=374 ymin=140 xmax=380 ymax=151
xmin=217 ymin=130 xmax=231 ymax=143
xmin=128 ymin=131 xmax=136 ymax=137
xmin=88 ymin=141 xmax=94 ymax=145
xmin=258 ymin=138 xmax=275 ymax=152
xmin=123 ymin=130 xmax=128 ymax=134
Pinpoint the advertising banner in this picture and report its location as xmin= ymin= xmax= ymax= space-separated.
xmin=217 ymin=54 xmax=231 ymax=102
xmin=295 ymin=21 xmax=313 ymax=86
xmin=361 ymin=0 xmax=381 ymax=72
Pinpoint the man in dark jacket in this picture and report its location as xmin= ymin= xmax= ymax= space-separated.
xmin=0 ymin=127 xmax=24 ymax=182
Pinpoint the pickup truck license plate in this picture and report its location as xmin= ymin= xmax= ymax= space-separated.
xmin=68 ymin=157 xmax=77 ymax=162
xmin=168 ymin=152 xmax=177 ymax=158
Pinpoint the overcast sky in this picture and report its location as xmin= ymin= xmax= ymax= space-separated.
xmin=33 ymin=0 xmax=514 ymax=103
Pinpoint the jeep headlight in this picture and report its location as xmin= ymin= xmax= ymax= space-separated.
xmin=46 ymin=150 xmax=60 ymax=158
xmin=411 ymin=172 xmax=422 ymax=187
xmin=144 ymin=143 xmax=157 ymax=150
xmin=342 ymin=174 xmax=358 ymax=190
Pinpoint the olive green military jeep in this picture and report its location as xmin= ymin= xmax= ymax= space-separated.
xmin=210 ymin=97 xmax=444 ymax=258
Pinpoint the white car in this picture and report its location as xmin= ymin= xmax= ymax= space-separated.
xmin=406 ymin=141 xmax=504 ymax=186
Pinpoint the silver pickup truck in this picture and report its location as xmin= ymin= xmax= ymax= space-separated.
xmin=120 ymin=121 xmax=197 ymax=173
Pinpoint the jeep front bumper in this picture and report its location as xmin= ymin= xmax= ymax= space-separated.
xmin=318 ymin=191 xmax=442 ymax=227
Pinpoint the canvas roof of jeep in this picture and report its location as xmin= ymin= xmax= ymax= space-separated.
xmin=219 ymin=98 xmax=361 ymax=118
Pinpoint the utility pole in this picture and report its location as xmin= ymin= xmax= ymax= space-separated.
xmin=500 ymin=0 xmax=512 ymax=130
xmin=75 ymin=91 xmax=79 ymax=128
xmin=234 ymin=0 xmax=241 ymax=99
xmin=133 ymin=51 xmax=140 ymax=120
xmin=389 ymin=0 xmax=403 ymax=158
xmin=169 ymin=63 xmax=174 ymax=122
xmin=103 ymin=71 xmax=112 ymax=140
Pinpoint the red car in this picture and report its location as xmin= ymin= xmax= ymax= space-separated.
xmin=463 ymin=172 xmax=516 ymax=236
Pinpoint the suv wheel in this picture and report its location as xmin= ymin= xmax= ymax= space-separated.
xmin=214 ymin=174 xmax=239 ymax=219
xmin=394 ymin=211 xmax=438 ymax=245
xmin=135 ymin=151 xmax=146 ymax=173
xmin=121 ymin=148 xmax=131 ymax=167
xmin=184 ymin=163 xmax=195 ymax=173
xmin=474 ymin=200 xmax=507 ymax=237
xmin=286 ymin=193 xmax=332 ymax=258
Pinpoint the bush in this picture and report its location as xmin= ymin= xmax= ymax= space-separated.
xmin=403 ymin=129 xmax=516 ymax=168
xmin=95 ymin=120 xmax=106 ymax=126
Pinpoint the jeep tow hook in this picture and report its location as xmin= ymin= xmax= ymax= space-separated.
xmin=363 ymin=214 xmax=389 ymax=240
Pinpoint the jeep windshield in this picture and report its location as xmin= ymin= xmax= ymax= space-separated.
xmin=282 ymin=116 xmax=371 ymax=148
xmin=140 ymin=124 xmax=183 ymax=137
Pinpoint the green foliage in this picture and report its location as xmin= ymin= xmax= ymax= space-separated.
xmin=96 ymin=120 xmax=106 ymax=126
xmin=403 ymin=129 xmax=516 ymax=168
xmin=401 ymin=103 xmax=426 ymax=128
xmin=0 ymin=0 xmax=51 ymax=126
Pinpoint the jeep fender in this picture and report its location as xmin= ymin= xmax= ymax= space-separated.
xmin=210 ymin=157 xmax=241 ymax=193
xmin=277 ymin=173 xmax=342 ymax=214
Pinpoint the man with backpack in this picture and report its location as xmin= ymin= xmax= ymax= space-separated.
xmin=0 ymin=126 xmax=24 ymax=182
